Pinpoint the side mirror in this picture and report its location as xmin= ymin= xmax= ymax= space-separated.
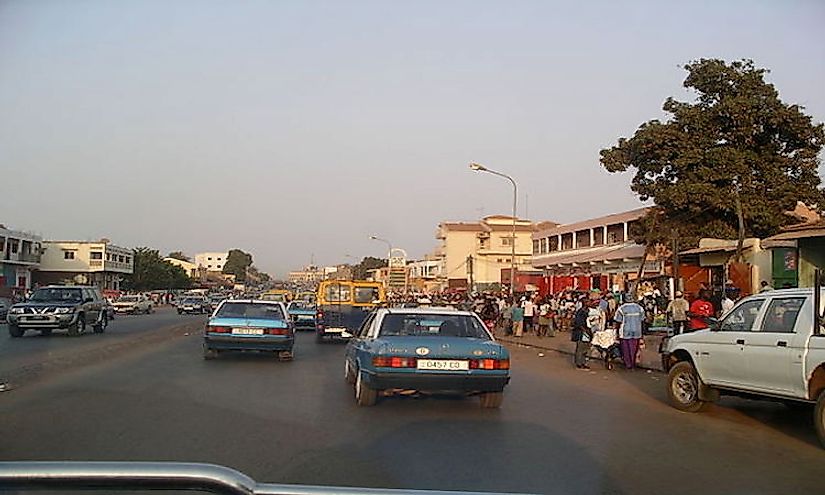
xmin=707 ymin=317 xmax=720 ymax=331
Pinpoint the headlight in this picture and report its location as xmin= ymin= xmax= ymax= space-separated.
xmin=54 ymin=307 xmax=75 ymax=314
xmin=9 ymin=307 xmax=25 ymax=314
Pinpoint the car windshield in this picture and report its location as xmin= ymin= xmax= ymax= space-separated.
xmin=29 ymin=288 xmax=82 ymax=303
xmin=216 ymin=302 xmax=285 ymax=320
xmin=379 ymin=314 xmax=490 ymax=339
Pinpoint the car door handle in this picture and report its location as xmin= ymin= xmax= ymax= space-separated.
xmin=736 ymin=339 xmax=746 ymax=345
xmin=776 ymin=341 xmax=787 ymax=347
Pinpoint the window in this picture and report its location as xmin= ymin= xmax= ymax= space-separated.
xmin=720 ymin=299 xmax=764 ymax=332
xmin=549 ymin=236 xmax=559 ymax=252
xmin=208 ymin=264 xmax=212 ymax=268
xmin=90 ymin=251 xmax=103 ymax=260
xmin=0 ymin=236 xmax=5 ymax=252
xmin=760 ymin=298 xmax=805 ymax=333
xmin=106 ymin=253 xmax=112 ymax=261
xmin=354 ymin=287 xmax=380 ymax=304
xmin=118 ymin=255 xmax=125 ymax=263
xmin=30 ymin=287 xmax=82 ymax=303
xmin=208 ymin=257 xmax=212 ymax=260
xmin=539 ymin=238 xmax=547 ymax=254
xmin=501 ymin=236 xmax=512 ymax=246
xmin=64 ymin=251 xmax=75 ymax=260
xmin=125 ymin=256 xmax=131 ymax=264
xmin=216 ymin=264 xmax=222 ymax=269
xmin=216 ymin=302 xmax=285 ymax=320
xmin=356 ymin=312 xmax=376 ymax=338
xmin=532 ymin=239 xmax=539 ymax=254
xmin=325 ymin=284 xmax=351 ymax=302
xmin=379 ymin=314 xmax=490 ymax=339
xmin=9 ymin=239 xmax=19 ymax=254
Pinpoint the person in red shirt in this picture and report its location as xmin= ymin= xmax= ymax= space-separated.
xmin=689 ymin=290 xmax=715 ymax=331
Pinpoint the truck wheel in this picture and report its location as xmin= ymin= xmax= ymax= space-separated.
xmin=667 ymin=361 xmax=710 ymax=412
xmin=8 ymin=324 xmax=24 ymax=338
xmin=815 ymin=391 xmax=825 ymax=449
xmin=68 ymin=315 xmax=85 ymax=337
xmin=355 ymin=371 xmax=377 ymax=406
xmin=203 ymin=346 xmax=218 ymax=360
xmin=479 ymin=392 xmax=504 ymax=409
xmin=93 ymin=313 xmax=108 ymax=333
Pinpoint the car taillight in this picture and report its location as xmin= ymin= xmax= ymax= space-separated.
xmin=208 ymin=326 xmax=231 ymax=334
xmin=316 ymin=310 xmax=323 ymax=320
xmin=469 ymin=359 xmax=510 ymax=370
xmin=372 ymin=356 xmax=417 ymax=368
xmin=265 ymin=328 xmax=288 ymax=335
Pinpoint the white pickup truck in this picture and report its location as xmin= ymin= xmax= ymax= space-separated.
xmin=662 ymin=284 xmax=825 ymax=447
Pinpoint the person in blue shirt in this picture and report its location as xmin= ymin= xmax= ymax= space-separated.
xmin=613 ymin=293 xmax=645 ymax=370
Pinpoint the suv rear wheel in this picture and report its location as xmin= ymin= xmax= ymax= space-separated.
xmin=815 ymin=390 xmax=825 ymax=449
xmin=667 ymin=361 xmax=710 ymax=412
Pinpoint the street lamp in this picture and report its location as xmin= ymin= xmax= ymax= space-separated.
xmin=369 ymin=235 xmax=393 ymax=259
xmin=469 ymin=162 xmax=518 ymax=302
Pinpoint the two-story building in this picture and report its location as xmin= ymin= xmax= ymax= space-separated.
xmin=435 ymin=215 xmax=551 ymax=291
xmin=193 ymin=252 xmax=229 ymax=272
xmin=531 ymin=207 xmax=662 ymax=293
xmin=0 ymin=224 xmax=42 ymax=294
xmin=36 ymin=239 xmax=134 ymax=290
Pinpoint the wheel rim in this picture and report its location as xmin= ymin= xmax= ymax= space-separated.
xmin=355 ymin=371 xmax=362 ymax=401
xmin=672 ymin=370 xmax=698 ymax=404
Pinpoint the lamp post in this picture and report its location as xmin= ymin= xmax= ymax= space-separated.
xmin=469 ymin=162 xmax=518 ymax=302
xmin=369 ymin=236 xmax=393 ymax=290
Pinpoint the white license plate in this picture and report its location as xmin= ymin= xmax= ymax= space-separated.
xmin=232 ymin=327 xmax=264 ymax=336
xmin=416 ymin=359 xmax=469 ymax=371
xmin=297 ymin=315 xmax=313 ymax=320
xmin=325 ymin=327 xmax=345 ymax=333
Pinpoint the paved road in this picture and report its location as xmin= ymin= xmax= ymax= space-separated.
xmin=0 ymin=329 xmax=821 ymax=494
xmin=0 ymin=307 xmax=205 ymax=384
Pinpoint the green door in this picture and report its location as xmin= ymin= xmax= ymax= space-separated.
xmin=771 ymin=248 xmax=798 ymax=289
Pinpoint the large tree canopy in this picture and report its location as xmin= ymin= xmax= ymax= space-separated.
xmin=352 ymin=256 xmax=387 ymax=280
xmin=601 ymin=59 xmax=825 ymax=247
xmin=124 ymin=248 xmax=192 ymax=291
xmin=222 ymin=249 xmax=254 ymax=282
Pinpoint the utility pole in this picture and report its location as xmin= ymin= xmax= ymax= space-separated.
xmin=467 ymin=255 xmax=474 ymax=292
xmin=734 ymin=181 xmax=746 ymax=262
xmin=672 ymin=228 xmax=681 ymax=293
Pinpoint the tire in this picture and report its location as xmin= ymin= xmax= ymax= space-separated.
xmin=479 ymin=391 xmax=504 ymax=409
xmin=68 ymin=315 xmax=86 ymax=337
xmin=345 ymin=360 xmax=356 ymax=384
xmin=40 ymin=329 xmax=52 ymax=337
xmin=93 ymin=313 xmax=108 ymax=333
xmin=815 ymin=391 xmax=825 ymax=449
xmin=277 ymin=350 xmax=294 ymax=361
xmin=667 ymin=361 xmax=711 ymax=412
xmin=355 ymin=371 xmax=377 ymax=406
xmin=8 ymin=324 xmax=24 ymax=338
xmin=203 ymin=346 xmax=218 ymax=360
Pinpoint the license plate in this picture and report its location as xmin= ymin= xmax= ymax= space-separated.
xmin=416 ymin=359 xmax=469 ymax=371
xmin=29 ymin=315 xmax=48 ymax=321
xmin=325 ymin=327 xmax=345 ymax=333
xmin=232 ymin=328 xmax=264 ymax=335
xmin=297 ymin=315 xmax=313 ymax=320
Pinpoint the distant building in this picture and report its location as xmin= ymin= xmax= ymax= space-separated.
xmin=407 ymin=258 xmax=443 ymax=293
xmin=164 ymin=257 xmax=201 ymax=279
xmin=194 ymin=252 xmax=229 ymax=272
xmin=435 ymin=215 xmax=550 ymax=290
xmin=36 ymin=239 xmax=133 ymax=290
xmin=288 ymin=265 xmax=326 ymax=284
xmin=0 ymin=224 xmax=42 ymax=293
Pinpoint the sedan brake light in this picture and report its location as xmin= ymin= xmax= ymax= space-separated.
xmin=208 ymin=326 xmax=231 ymax=334
xmin=265 ymin=328 xmax=288 ymax=335
xmin=373 ymin=356 xmax=417 ymax=368
xmin=469 ymin=359 xmax=510 ymax=370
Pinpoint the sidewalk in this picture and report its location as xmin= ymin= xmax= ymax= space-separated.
xmin=498 ymin=329 xmax=666 ymax=372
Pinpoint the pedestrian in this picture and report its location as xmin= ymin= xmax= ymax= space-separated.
xmin=511 ymin=302 xmax=525 ymax=337
xmin=571 ymin=298 xmax=594 ymax=369
xmin=689 ymin=290 xmax=715 ymax=331
xmin=759 ymin=280 xmax=774 ymax=293
xmin=720 ymin=291 xmax=735 ymax=316
xmin=522 ymin=296 xmax=535 ymax=334
xmin=537 ymin=298 xmax=551 ymax=337
xmin=666 ymin=291 xmax=690 ymax=336
xmin=614 ymin=293 xmax=645 ymax=370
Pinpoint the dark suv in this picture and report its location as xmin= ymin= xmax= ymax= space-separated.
xmin=7 ymin=285 xmax=109 ymax=337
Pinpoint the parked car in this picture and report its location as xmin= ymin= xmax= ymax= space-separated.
xmin=6 ymin=285 xmax=109 ymax=337
xmin=113 ymin=295 xmax=154 ymax=314
xmin=177 ymin=297 xmax=210 ymax=315
xmin=344 ymin=307 xmax=510 ymax=407
xmin=203 ymin=299 xmax=293 ymax=360
xmin=662 ymin=285 xmax=825 ymax=447
xmin=287 ymin=300 xmax=316 ymax=331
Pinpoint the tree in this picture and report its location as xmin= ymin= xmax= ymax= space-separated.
xmin=222 ymin=249 xmax=253 ymax=282
xmin=167 ymin=251 xmax=190 ymax=262
xmin=124 ymin=247 xmax=192 ymax=291
xmin=352 ymin=256 xmax=387 ymax=280
xmin=600 ymin=59 xmax=825 ymax=250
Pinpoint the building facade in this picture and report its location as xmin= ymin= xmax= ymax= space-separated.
xmin=36 ymin=240 xmax=133 ymax=290
xmin=0 ymin=225 xmax=42 ymax=294
xmin=193 ymin=252 xmax=229 ymax=272
xmin=436 ymin=215 xmax=549 ymax=290
xmin=531 ymin=207 xmax=660 ymax=293
xmin=164 ymin=257 xmax=201 ymax=279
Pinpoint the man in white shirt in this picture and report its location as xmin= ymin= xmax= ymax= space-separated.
xmin=522 ymin=297 xmax=535 ymax=334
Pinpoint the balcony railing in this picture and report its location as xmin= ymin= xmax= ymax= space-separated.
xmin=2 ymin=251 xmax=41 ymax=264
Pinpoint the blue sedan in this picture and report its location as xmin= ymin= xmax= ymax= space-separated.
xmin=203 ymin=300 xmax=294 ymax=361
xmin=286 ymin=301 xmax=317 ymax=331
xmin=344 ymin=308 xmax=510 ymax=407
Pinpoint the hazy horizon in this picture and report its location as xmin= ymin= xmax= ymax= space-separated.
xmin=2 ymin=1 xmax=824 ymax=277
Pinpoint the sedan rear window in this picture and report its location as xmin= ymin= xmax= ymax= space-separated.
xmin=379 ymin=314 xmax=490 ymax=339
xmin=217 ymin=302 xmax=285 ymax=320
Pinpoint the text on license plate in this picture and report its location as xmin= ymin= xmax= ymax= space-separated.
xmin=416 ymin=359 xmax=469 ymax=371
xmin=232 ymin=328 xmax=264 ymax=335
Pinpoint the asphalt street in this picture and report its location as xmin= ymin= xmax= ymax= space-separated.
xmin=0 ymin=324 xmax=822 ymax=495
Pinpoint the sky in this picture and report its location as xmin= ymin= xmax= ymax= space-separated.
xmin=1 ymin=0 xmax=824 ymax=277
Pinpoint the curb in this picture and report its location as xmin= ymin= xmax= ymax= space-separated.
xmin=499 ymin=336 xmax=664 ymax=372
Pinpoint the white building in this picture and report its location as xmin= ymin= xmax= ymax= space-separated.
xmin=194 ymin=252 xmax=229 ymax=272
xmin=164 ymin=257 xmax=201 ymax=278
xmin=37 ymin=239 xmax=133 ymax=290
xmin=0 ymin=224 xmax=43 ymax=293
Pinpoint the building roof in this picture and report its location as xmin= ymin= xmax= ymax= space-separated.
xmin=534 ymin=207 xmax=651 ymax=237
xmin=765 ymin=219 xmax=825 ymax=241
xmin=533 ymin=243 xmax=647 ymax=267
